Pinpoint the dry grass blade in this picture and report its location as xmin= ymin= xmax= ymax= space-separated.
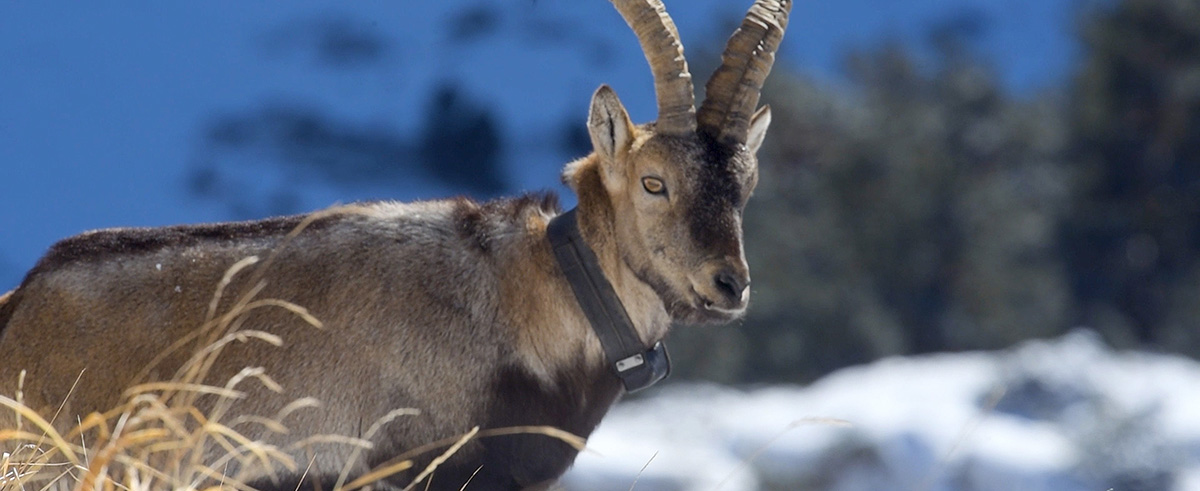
xmin=180 ymin=281 xmax=269 ymax=405
xmin=333 ymin=408 xmax=421 ymax=491
xmin=0 ymin=440 xmax=74 ymax=489
xmin=45 ymin=370 xmax=87 ymax=435
xmin=1 ymin=253 xmax=331 ymax=491
xmin=401 ymin=426 xmax=480 ymax=491
xmin=184 ymin=464 xmax=258 ymax=491
xmin=207 ymin=256 xmax=261 ymax=323
xmin=341 ymin=459 xmax=415 ymax=491
xmin=270 ymin=398 xmax=322 ymax=425
xmin=121 ymin=383 xmax=246 ymax=401
xmin=246 ymin=208 xmax=342 ymax=288
xmin=239 ymin=300 xmax=323 ymax=330
xmin=181 ymin=332 xmax=284 ymax=377
xmin=338 ymin=424 xmax=586 ymax=491
xmin=287 ymin=435 xmax=373 ymax=451
xmin=628 ymin=451 xmax=658 ymax=491
xmin=0 ymin=396 xmax=81 ymax=468
xmin=475 ymin=426 xmax=587 ymax=451
xmin=368 ymin=424 xmax=586 ymax=478
xmin=457 ymin=465 xmax=483 ymax=491
xmin=224 ymin=416 xmax=288 ymax=436
xmin=914 ymin=383 xmax=1008 ymax=491
xmin=714 ymin=417 xmax=852 ymax=491
xmin=292 ymin=456 xmax=317 ymax=491
xmin=204 ymin=422 xmax=291 ymax=473
xmin=13 ymin=371 xmax=24 ymax=431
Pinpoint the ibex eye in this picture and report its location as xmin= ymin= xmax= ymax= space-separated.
xmin=642 ymin=177 xmax=666 ymax=195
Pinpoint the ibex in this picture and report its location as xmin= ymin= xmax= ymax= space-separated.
xmin=0 ymin=0 xmax=789 ymax=489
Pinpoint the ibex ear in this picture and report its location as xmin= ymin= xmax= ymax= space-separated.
xmin=746 ymin=105 xmax=772 ymax=155
xmin=588 ymin=85 xmax=635 ymax=191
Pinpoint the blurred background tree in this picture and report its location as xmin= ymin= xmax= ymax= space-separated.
xmin=157 ymin=0 xmax=1200 ymax=384
xmin=187 ymin=15 xmax=509 ymax=220
xmin=1062 ymin=0 xmax=1200 ymax=353
xmin=670 ymin=0 xmax=1200 ymax=383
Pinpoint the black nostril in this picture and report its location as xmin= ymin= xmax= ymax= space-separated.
xmin=715 ymin=270 xmax=748 ymax=301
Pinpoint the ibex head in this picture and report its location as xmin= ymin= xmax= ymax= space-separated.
xmin=566 ymin=0 xmax=790 ymax=325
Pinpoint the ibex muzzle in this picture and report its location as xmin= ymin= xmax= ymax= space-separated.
xmin=0 ymin=1 xmax=790 ymax=489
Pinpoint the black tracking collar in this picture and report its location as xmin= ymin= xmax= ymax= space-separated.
xmin=546 ymin=208 xmax=670 ymax=393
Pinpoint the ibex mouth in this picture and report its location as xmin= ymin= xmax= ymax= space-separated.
xmin=689 ymin=286 xmax=712 ymax=308
xmin=689 ymin=287 xmax=746 ymax=321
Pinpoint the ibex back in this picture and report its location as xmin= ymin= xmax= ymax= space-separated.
xmin=0 ymin=1 xmax=790 ymax=489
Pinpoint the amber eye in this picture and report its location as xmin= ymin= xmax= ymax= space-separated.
xmin=642 ymin=176 xmax=666 ymax=195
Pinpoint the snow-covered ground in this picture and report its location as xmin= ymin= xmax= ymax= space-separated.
xmin=562 ymin=330 xmax=1200 ymax=491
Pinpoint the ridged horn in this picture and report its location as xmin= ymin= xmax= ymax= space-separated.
xmin=697 ymin=0 xmax=791 ymax=145
xmin=611 ymin=0 xmax=697 ymax=136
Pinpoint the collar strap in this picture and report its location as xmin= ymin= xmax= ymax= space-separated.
xmin=546 ymin=208 xmax=670 ymax=393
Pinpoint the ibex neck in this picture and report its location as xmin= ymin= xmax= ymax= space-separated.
xmin=557 ymin=155 xmax=674 ymax=348
xmin=547 ymin=209 xmax=670 ymax=392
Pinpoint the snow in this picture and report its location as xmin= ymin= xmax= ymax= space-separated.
xmin=563 ymin=330 xmax=1200 ymax=490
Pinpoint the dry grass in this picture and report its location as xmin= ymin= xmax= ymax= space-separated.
xmin=0 ymin=250 xmax=584 ymax=491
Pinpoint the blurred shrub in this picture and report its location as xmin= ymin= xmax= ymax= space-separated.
xmin=733 ymin=46 xmax=1071 ymax=382
xmin=672 ymin=42 xmax=1074 ymax=382
xmin=670 ymin=0 xmax=1200 ymax=383
xmin=1062 ymin=0 xmax=1200 ymax=352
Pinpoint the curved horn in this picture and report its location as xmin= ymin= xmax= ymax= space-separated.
xmin=611 ymin=0 xmax=697 ymax=136
xmin=697 ymin=0 xmax=791 ymax=145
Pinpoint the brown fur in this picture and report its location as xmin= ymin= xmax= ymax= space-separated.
xmin=0 ymin=1 xmax=786 ymax=489
xmin=1 ymin=196 xmax=603 ymax=489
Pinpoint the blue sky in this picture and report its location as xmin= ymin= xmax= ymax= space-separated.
xmin=0 ymin=0 xmax=1083 ymax=289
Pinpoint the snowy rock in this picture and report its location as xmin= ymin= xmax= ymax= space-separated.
xmin=561 ymin=330 xmax=1200 ymax=491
